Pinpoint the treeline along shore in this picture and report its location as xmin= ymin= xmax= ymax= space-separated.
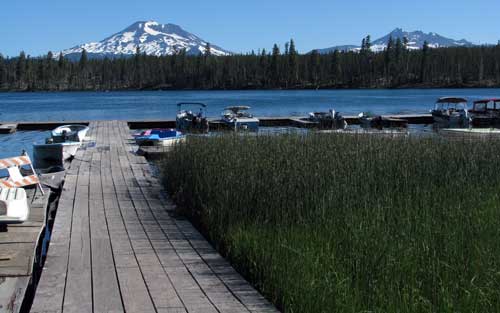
xmin=1 ymin=41 xmax=500 ymax=91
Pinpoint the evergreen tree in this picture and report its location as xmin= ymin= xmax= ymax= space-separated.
xmin=288 ymin=39 xmax=298 ymax=85
xmin=79 ymin=49 xmax=88 ymax=69
xmin=365 ymin=35 xmax=371 ymax=50
xmin=403 ymin=36 xmax=409 ymax=49
xmin=271 ymin=44 xmax=280 ymax=85
xmin=395 ymin=38 xmax=403 ymax=61
xmin=421 ymin=41 xmax=429 ymax=83
xmin=204 ymin=42 xmax=211 ymax=57
xmin=16 ymin=51 xmax=27 ymax=89
xmin=0 ymin=54 xmax=5 ymax=89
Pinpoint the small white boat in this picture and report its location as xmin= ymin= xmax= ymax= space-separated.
xmin=51 ymin=124 xmax=89 ymax=143
xmin=222 ymin=106 xmax=259 ymax=131
xmin=135 ymin=129 xmax=186 ymax=146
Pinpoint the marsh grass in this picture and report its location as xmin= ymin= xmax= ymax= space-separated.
xmin=160 ymin=133 xmax=500 ymax=313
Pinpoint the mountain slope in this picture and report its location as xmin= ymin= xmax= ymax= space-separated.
xmin=315 ymin=28 xmax=474 ymax=54
xmin=60 ymin=21 xmax=231 ymax=59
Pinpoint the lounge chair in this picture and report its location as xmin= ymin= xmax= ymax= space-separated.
xmin=0 ymin=153 xmax=43 ymax=226
xmin=0 ymin=153 xmax=44 ymax=194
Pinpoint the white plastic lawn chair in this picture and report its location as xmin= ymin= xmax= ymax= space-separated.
xmin=0 ymin=187 xmax=29 ymax=224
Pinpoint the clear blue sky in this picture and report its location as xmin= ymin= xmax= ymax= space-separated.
xmin=1 ymin=0 xmax=499 ymax=57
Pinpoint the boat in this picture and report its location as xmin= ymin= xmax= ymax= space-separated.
xmin=308 ymin=109 xmax=348 ymax=129
xmin=222 ymin=106 xmax=259 ymax=131
xmin=440 ymin=127 xmax=500 ymax=139
xmin=176 ymin=102 xmax=210 ymax=133
xmin=358 ymin=112 xmax=408 ymax=129
xmin=431 ymin=97 xmax=470 ymax=127
xmin=469 ymin=98 xmax=500 ymax=127
xmin=33 ymin=140 xmax=81 ymax=168
xmin=135 ymin=129 xmax=186 ymax=146
xmin=51 ymin=124 xmax=89 ymax=143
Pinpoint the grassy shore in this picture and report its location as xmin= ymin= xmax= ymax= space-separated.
xmin=160 ymin=133 xmax=500 ymax=313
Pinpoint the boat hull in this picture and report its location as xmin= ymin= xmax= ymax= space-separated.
xmin=223 ymin=118 xmax=260 ymax=131
xmin=135 ymin=136 xmax=186 ymax=147
xmin=440 ymin=128 xmax=500 ymax=139
xmin=432 ymin=111 xmax=469 ymax=128
xmin=33 ymin=142 xmax=80 ymax=168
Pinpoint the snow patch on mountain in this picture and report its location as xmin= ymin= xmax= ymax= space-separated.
xmin=59 ymin=20 xmax=231 ymax=59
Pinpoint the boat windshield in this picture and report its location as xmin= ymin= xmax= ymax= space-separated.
xmin=474 ymin=102 xmax=487 ymax=111
xmin=435 ymin=102 xmax=467 ymax=111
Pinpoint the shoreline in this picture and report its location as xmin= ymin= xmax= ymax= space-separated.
xmin=2 ymin=84 xmax=500 ymax=93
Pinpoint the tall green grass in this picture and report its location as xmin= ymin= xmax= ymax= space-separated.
xmin=160 ymin=133 xmax=500 ymax=313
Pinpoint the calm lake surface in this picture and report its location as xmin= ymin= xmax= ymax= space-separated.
xmin=1 ymin=89 xmax=500 ymax=159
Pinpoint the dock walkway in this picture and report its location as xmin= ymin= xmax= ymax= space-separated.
xmin=31 ymin=121 xmax=277 ymax=313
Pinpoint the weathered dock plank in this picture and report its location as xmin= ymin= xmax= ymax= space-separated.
xmin=31 ymin=120 xmax=278 ymax=313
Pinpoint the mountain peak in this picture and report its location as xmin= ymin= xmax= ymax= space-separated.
xmin=315 ymin=28 xmax=475 ymax=54
xmin=60 ymin=21 xmax=231 ymax=59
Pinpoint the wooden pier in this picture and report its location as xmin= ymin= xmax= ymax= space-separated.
xmin=30 ymin=121 xmax=278 ymax=313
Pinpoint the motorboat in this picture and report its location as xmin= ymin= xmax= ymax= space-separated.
xmin=135 ymin=129 xmax=186 ymax=146
xmin=51 ymin=124 xmax=89 ymax=143
xmin=358 ymin=112 xmax=408 ymax=129
xmin=308 ymin=109 xmax=348 ymax=129
xmin=176 ymin=102 xmax=209 ymax=133
xmin=222 ymin=106 xmax=259 ymax=131
xmin=431 ymin=97 xmax=470 ymax=127
xmin=469 ymin=98 xmax=500 ymax=127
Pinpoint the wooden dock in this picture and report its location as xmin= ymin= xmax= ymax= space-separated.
xmin=0 ymin=187 xmax=50 ymax=313
xmin=0 ymin=114 xmax=434 ymax=134
xmin=30 ymin=121 xmax=278 ymax=313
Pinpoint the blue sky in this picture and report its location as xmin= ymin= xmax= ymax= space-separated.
xmin=1 ymin=0 xmax=499 ymax=57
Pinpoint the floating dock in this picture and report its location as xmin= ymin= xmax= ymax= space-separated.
xmin=0 ymin=124 xmax=18 ymax=134
xmin=0 ymin=114 xmax=433 ymax=133
xmin=30 ymin=121 xmax=277 ymax=313
xmin=0 ymin=187 xmax=50 ymax=313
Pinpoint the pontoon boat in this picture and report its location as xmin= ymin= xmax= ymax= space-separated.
xmin=431 ymin=97 xmax=470 ymax=127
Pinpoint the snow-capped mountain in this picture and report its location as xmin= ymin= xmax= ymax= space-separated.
xmin=60 ymin=21 xmax=231 ymax=59
xmin=315 ymin=28 xmax=474 ymax=54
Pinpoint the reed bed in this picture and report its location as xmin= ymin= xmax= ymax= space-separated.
xmin=160 ymin=133 xmax=500 ymax=313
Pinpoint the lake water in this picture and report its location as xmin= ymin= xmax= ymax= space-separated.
xmin=1 ymin=89 xmax=499 ymax=159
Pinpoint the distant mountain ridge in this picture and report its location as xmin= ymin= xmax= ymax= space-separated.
xmin=315 ymin=28 xmax=475 ymax=54
xmin=60 ymin=21 xmax=231 ymax=59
